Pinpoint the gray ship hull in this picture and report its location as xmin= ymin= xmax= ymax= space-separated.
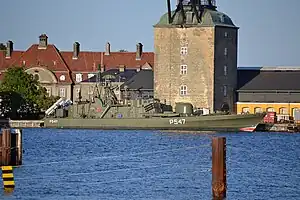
xmin=44 ymin=114 xmax=264 ymax=131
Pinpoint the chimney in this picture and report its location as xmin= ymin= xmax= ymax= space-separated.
xmin=5 ymin=40 xmax=13 ymax=58
xmin=136 ymin=43 xmax=143 ymax=60
xmin=38 ymin=34 xmax=48 ymax=49
xmin=119 ymin=65 xmax=125 ymax=72
xmin=105 ymin=42 xmax=111 ymax=55
xmin=100 ymin=64 xmax=105 ymax=73
xmin=73 ymin=42 xmax=80 ymax=60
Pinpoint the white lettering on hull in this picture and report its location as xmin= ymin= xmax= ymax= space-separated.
xmin=49 ymin=119 xmax=58 ymax=124
xmin=169 ymin=119 xmax=186 ymax=125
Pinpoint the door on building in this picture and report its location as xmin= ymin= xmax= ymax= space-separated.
xmin=292 ymin=108 xmax=299 ymax=119
xmin=221 ymin=103 xmax=229 ymax=112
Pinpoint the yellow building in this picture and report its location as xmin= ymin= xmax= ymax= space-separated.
xmin=236 ymin=102 xmax=300 ymax=116
xmin=236 ymin=67 xmax=300 ymax=118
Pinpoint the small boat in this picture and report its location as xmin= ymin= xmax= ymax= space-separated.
xmin=239 ymin=125 xmax=257 ymax=132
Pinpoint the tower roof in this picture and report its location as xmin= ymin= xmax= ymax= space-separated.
xmin=155 ymin=1 xmax=236 ymax=28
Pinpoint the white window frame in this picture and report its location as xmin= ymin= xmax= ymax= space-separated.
xmin=224 ymin=65 xmax=227 ymax=76
xmin=76 ymin=73 xmax=82 ymax=82
xmin=180 ymin=64 xmax=187 ymax=75
xmin=180 ymin=47 xmax=188 ymax=55
xmin=223 ymin=85 xmax=227 ymax=97
xmin=59 ymin=88 xmax=66 ymax=97
xmin=224 ymin=48 xmax=228 ymax=56
xmin=180 ymin=85 xmax=187 ymax=96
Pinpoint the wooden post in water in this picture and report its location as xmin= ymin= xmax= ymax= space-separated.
xmin=212 ymin=137 xmax=226 ymax=199
xmin=15 ymin=129 xmax=22 ymax=166
xmin=1 ymin=129 xmax=12 ymax=166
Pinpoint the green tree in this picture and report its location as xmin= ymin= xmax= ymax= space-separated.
xmin=0 ymin=43 xmax=6 ymax=50
xmin=119 ymin=49 xmax=128 ymax=52
xmin=0 ymin=66 xmax=59 ymax=119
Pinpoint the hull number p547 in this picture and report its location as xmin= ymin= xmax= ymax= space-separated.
xmin=169 ymin=119 xmax=186 ymax=125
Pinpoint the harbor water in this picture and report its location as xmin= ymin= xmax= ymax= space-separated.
xmin=1 ymin=128 xmax=300 ymax=200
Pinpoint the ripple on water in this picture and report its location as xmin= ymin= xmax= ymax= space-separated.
xmin=2 ymin=129 xmax=300 ymax=200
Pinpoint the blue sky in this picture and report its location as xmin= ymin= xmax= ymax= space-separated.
xmin=1 ymin=0 xmax=300 ymax=66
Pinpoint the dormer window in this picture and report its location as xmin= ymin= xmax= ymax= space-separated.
xmin=60 ymin=75 xmax=65 ymax=81
xmin=220 ymin=15 xmax=226 ymax=23
xmin=88 ymin=74 xmax=95 ymax=79
xmin=76 ymin=73 xmax=82 ymax=82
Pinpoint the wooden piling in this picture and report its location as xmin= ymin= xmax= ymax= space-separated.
xmin=1 ymin=129 xmax=11 ymax=166
xmin=212 ymin=137 xmax=226 ymax=199
xmin=0 ymin=128 xmax=22 ymax=166
xmin=15 ymin=129 xmax=22 ymax=166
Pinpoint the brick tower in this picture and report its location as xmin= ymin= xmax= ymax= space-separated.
xmin=154 ymin=0 xmax=238 ymax=113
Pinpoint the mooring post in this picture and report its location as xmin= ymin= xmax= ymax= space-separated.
xmin=15 ymin=129 xmax=22 ymax=166
xmin=212 ymin=137 xmax=226 ymax=199
xmin=2 ymin=129 xmax=12 ymax=166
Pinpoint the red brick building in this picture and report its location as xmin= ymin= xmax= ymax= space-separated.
xmin=0 ymin=34 xmax=154 ymax=101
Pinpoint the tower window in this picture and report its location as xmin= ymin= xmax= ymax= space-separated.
xmin=224 ymin=65 xmax=227 ymax=76
xmin=224 ymin=48 xmax=228 ymax=56
xmin=180 ymin=47 xmax=188 ymax=55
xmin=223 ymin=85 xmax=227 ymax=97
xmin=224 ymin=32 xmax=228 ymax=38
xmin=180 ymin=85 xmax=187 ymax=96
xmin=180 ymin=65 xmax=187 ymax=75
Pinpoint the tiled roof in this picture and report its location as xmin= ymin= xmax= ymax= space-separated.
xmin=82 ymin=69 xmax=138 ymax=83
xmin=237 ymin=69 xmax=300 ymax=91
xmin=0 ymin=50 xmax=24 ymax=70
xmin=60 ymin=51 xmax=102 ymax=72
xmin=61 ymin=51 xmax=154 ymax=72
xmin=0 ymin=35 xmax=154 ymax=85
xmin=11 ymin=44 xmax=70 ymax=72
xmin=103 ymin=52 xmax=154 ymax=70
xmin=121 ymin=70 xmax=153 ymax=90
xmin=7 ymin=44 xmax=73 ymax=83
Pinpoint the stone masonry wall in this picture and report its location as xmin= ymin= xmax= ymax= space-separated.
xmin=154 ymin=27 xmax=215 ymax=112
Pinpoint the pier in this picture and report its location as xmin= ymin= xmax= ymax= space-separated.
xmin=0 ymin=120 xmax=44 ymax=128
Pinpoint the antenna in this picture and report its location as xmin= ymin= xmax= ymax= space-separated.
xmin=167 ymin=0 xmax=172 ymax=24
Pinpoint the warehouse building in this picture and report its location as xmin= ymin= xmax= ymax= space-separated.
xmin=236 ymin=66 xmax=300 ymax=118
